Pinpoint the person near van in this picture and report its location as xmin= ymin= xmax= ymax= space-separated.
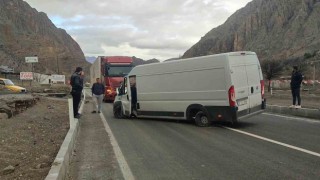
xmin=290 ymin=66 xmax=303 ymax=109
xmin=130 ymin=84 xmax=137 ymax=116
xmin=91 ymin=78 xmax=105 ymax=113
xmin=129 ymin=76 xmax=137 ymax=117
xmin=70 ymin=67 xmax=84 ymax=118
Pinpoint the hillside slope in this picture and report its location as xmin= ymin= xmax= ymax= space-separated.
xmin=0 ymin=0 xmax=89 ymax=75
xmin=183 ymin=0 xmax=320 ymax=61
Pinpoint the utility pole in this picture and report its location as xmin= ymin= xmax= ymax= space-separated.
xmin=55 ymin=49 xmax=61 ymax=74
xmin=25 ymin=55 xmax=38 ymax=86
xmin=56 ymin=53 xmax=59 ymax=74
xmin=310 ymin=60 xmax=320 ymax=89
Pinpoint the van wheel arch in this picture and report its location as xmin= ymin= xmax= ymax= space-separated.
xmin=186 ymin=104 xmax=205 ymax=121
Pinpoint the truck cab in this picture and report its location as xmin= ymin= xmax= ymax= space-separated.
xmin=90 ymin=56 xmax=134 ymax=102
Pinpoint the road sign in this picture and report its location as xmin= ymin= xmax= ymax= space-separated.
xmin=25 ymin=57 xmax=38 ymax=63
xmin=51 ymin=74 xmax=65 ymax=83
xmin=20 ymin=72 xmax=33 ymax=80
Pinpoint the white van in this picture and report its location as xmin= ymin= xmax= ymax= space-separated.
xmin=113 ymin=51 xmax=265 ymax=126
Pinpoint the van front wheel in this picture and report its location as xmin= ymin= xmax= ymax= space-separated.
xmin=195 ymin=111 xmax=211 ymax=127
xmin=113 ymin=105 xmax=124 ymax=119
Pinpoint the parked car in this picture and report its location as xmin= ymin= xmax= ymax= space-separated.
xmin=0 ymin=78 xmax=27 ymax=93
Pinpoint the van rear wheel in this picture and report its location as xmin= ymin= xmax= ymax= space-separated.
xmin=195 ymin=111 xmax=211 ymax=127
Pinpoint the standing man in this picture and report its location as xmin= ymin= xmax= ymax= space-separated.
xmin=70 ymin=67 xmax=84 ymax=118
xmin=290 ymin=66 xmax=303 ymax=109
xmin=91 ymin=78 xmax=105 ymax=113
xmin=129 ymin=76 xmax=137 ymax=117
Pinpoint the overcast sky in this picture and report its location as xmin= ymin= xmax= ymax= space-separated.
xmin=24 ymin=0 xmax=251 ymax=61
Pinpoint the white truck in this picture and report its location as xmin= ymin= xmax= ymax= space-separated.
xmin=113 ymin=51 xmax=265 ymax=126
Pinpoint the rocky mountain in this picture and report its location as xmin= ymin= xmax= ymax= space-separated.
xmin=164 ymin=57 xmax=181 ymax=62
xmin=183 ymin=0 xmax=320 ymax=62
xmin=0 ymin=0 xmax=89 ymax=76
xmin=132 ymin=56 xmax=160 ymax=66
xmin=86 ymin=56 xmax=160 ymax=66
xmin=85 ymin=56 xmax=96 ymax=64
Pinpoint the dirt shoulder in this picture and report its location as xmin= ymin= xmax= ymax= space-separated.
xmin=265 ymin=90 xmax=319 ymax=109
xmin=0 ymin=98 xmax=69 ymax=180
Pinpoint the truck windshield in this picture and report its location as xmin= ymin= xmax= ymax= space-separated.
xmin=105 ymin=65 xmax=133 ymax=77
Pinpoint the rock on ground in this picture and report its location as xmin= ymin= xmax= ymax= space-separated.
xmin=1 ymin=165 xmax=15 ymax=175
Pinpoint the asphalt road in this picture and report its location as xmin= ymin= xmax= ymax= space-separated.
xmin=101 ymin=103 xmax=320 ymax=180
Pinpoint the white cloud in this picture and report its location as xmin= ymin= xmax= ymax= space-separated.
xmin=24 ymin=0 xmax=251 ymax=61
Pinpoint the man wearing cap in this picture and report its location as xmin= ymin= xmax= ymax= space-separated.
xmin=70 ymin=67 xmax=84 ymax=118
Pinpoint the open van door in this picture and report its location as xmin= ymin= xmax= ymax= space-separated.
xmin=120 ymin=77 xmax=132 ymax=117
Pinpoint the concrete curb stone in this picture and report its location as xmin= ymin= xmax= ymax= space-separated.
xmin=45 ymin=92 xmax=86 ymax=180
xmin=266 ymin=104 xmax=320 ymax=120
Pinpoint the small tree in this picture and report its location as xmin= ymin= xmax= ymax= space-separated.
xmin=298 ymin=63 xmax=308 ymax=78
xmin=261 ymin=59 xmax=284 ymax=92
xmin=304 ymin=51 xmax=317 ymax=59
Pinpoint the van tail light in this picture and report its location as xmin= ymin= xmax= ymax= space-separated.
xmin=228 ymin=86 xmax=236 ymax=107
xmin=260 ymin=80 xmax=265 ymax=99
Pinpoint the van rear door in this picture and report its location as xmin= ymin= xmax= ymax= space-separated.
xmin=245 ymin=59 xmax=262 ymax=111
xmin=229 ymin=60 xmax=250 ymax=113
xmin=229 ymin=52 xmax=262 ymax=114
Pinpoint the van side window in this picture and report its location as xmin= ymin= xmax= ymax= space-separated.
xmin=118 ymin=83 xmax=124 ymax=95
xmin=119 ymin=79 xmax=128 ymax=95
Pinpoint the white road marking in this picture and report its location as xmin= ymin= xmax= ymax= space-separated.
xmin=223 ymin=126 xmax=320 ymax=158
xmin=99 ymin=113 xmax=135 ymax=180
xmin=262 ymin=113 xmax=320 ymax=123
xmin=86 ymin=88 xmax=134 ymax=180
xmin=86 ymin=91 xmax=135 ymax=180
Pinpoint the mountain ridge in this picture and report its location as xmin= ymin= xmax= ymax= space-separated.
xmin=183 ymin=0 xmax=320 ymax=62
xmin=86 ymin=56 xmax=160 ymax=66
xmin=0 ymin=0 xmax=89 ymax=76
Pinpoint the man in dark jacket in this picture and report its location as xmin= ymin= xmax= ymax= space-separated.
xmin=70 ymin=67 xmax=84 ymax=118
xmin=91 ymin=78 xmax=105 ymax=113
xmin=290 ymin=66 xmax=303 ymax=109
xmin=129 ymin=77 xmax=137 ymax=117
xmin=130 ymin=84 xmax=137 ymax=116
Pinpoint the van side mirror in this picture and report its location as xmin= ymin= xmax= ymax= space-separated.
xmin=116 ymin=88 xmax=119 ymax=95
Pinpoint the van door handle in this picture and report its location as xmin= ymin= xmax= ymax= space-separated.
xmin=251 ymin=87 xmax=254 ymax=94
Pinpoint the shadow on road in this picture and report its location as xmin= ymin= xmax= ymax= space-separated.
xmin=120 ymin=117 xmax=257 ymax=129
xmin=128 ymin=117 xmax=195 ymax=126
xmin=213 ymin=121 xmax=256 ymax=129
